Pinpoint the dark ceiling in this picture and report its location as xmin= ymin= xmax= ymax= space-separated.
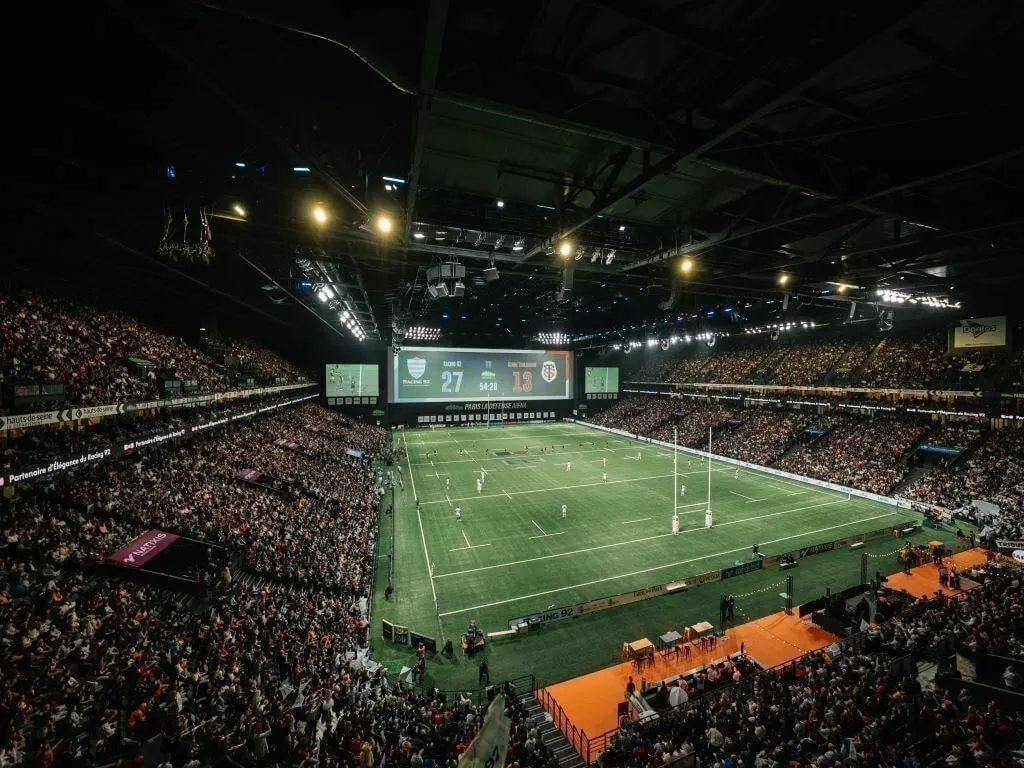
xmin=9 ymin=0 xmax=1024 ymax=351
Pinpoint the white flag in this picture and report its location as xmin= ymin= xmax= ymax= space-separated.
xmin=458 ymin=694 xmax=510 ymax=768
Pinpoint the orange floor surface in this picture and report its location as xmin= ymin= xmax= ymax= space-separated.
xmin=883 ymin=546 xmax=987 ymax=598
xmin=539 ymin=548 xmax=988 ymax=744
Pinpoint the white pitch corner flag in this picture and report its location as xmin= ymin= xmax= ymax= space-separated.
xmin=459 ymin=693 xmax=510 ymax=768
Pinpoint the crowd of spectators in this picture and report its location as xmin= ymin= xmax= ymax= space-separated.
xmin=226 ymin=338 xmax=307 ymax=382
xmin=907 ymin=428 xmax=1024 ymax=537
xmin=715 ymin=409 xmax=806 ymax=466
xmin=618 ymin=328 xmax=1001 ymax=390
xmin=770 ymin=341 xmax=848 ymax=386
xmin=778 ymin=416 xmax=926 ymax=495
xmin=920 ymin=422 xmax=984 ymax=452
xmin=600 ymin=561 xmax=1024 ymax=768
xmin=858 ymin=331 xmax=947 ymax=389
xmin=666 ymin=354 xmax=715 ymax=384
xmin=0 ymin=560 xmax=541 ymax=768
xmin=0 ymin=290 xmax=308 ymax=409
xmin=702 ymin=343 xmax=769 ymax=385
xmin=650 ymin=402 xmax=733 ymax=447
xmin=591 ymin=396 xmax=676 ymax=435
xmin=829 ymin=339 xmax=876 ymax=385
xmin=3 ymin=400 xmax=529 ymax=767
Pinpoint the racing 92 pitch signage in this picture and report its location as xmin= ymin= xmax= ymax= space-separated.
xmin=389 ymin=347 xmax=573 ymax=403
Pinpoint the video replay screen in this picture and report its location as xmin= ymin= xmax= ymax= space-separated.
xmin=389 ymin=347 xmax=573 ymax=403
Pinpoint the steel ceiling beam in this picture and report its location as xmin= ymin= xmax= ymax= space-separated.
xmin=404 ymin=0 xmax=449 ymax=242
xmin=125 ymin=3 xmax=371 ymax=220
xmin=519 ymin=0 xmax=928 ymax=264
xmin=579 ymin=0 xmax=865 ymax=121
xmin=621 ymin=144 xmax=1024 ymax=272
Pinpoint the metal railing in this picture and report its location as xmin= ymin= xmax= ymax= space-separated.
xmin=403 ymin=673 xmax=537 ymax=709
xmin=536 ymin=686 xmax=594 ymax=763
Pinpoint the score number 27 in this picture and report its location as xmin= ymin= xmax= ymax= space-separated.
xmin=441 ymin=371 xmax=463 ymax=393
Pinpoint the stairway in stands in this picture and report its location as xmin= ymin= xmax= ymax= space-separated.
xmin=890 ymin=464 xmax=932 ymax=497
xmin=522 ymin=692 xmax=586 ymax=768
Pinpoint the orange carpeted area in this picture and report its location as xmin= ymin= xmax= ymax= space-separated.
xmin=540 ymin=609 xmax=838 ymax=739
xmin=883 ymin=546 xmax=987 ymax=598
xmin=539 ymin=548 xmax=989 ymax=746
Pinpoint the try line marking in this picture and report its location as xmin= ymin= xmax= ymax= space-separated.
xmin=434 ymin=497 xmax=849 ymax=580
xmin=437 ymin=509 xmax=900 ymax=617
xmin=622 ymin=517 xmax=652 ymax=524
xmin=404 ymin=431 xmax=444 ymax=642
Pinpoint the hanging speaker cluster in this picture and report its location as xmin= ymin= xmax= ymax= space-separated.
xmin=426 ymin=263 xmax=466 ymax=299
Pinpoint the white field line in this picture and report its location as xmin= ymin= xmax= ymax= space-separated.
xmin=528 ymin=532 xmax=566 ymax=540
xmin=449 ymin=544 xmax=493 ymax=551
xmin=622 ymin=517 xmax=653 ymax=524
xmin=503 ymin=490 xmax=513 ymax=501
xmin=436 ymin=509 xmax=900 ymax=617
xmin=531 ymin=520 xmax=548 ymax=536
xmin=729 ymin=490 xmax=765 ymax=503
xmin=434 ymin=498 xmax=848 ymax=580
xmin=462 ymin=529 xmax=471 ymax=548
xmin=740 ymin=469 xmax=838 ymax=497
xmin=445 ymin=495 xmax=452 ymax=507
xmin=404 ymin=431 xmax=442 ymax=639
xmin=421 ymin=469 xmax=728 ymax=506
xmin=408 ymin=444 xmax=646 ymax=468
xmin=409 ymin=431 xmax=587 ymax=445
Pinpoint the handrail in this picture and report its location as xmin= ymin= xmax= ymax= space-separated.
xmin=404 ymin=673 xmax=536 ymax=708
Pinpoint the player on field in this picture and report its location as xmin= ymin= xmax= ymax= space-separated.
xmin=680 ymin=484 xmax=686 ymax=497
xmin=476 ymin=478 xmax=482 ymax=494
xmin=602 ymin=473 xmax=607 ymax=482
xmin=734 ymin=468 xmax=739 ymax=480
xmin=636 ymin=451 xmax=641 ymax=460
xmin=603 ymin=457 xmax=607 ymax=467
xmin=562 ymin=504 xmax=567 ymax=518
xmin=446 ymin=477 xmax=451 ymax=489
xmin=415 ymin=500 xmax=421 ymax=513
xmin=455 ymin=505 xmax=462 ymax=521
xmin=566 ymin=462 xmax=572 ymax=472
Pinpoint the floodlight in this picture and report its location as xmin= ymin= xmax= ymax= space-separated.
xmin=376 ymin=214 xmax=393 ymax=234
xmin=232 ymin=203 xmax=246 ymax=218
xmin=312 ymin=204 xmax=328 ymax=225
xmin=557 ymin=240 xmax=573 ymax=257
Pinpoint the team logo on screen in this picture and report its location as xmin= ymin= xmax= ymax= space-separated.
xmin=541 ymin=360 xmax=558 ymax=383
xmin=407 ymin=357 xmax=427 ymax=379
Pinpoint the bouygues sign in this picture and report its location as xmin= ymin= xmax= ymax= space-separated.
xmin=108 ymin=530 xmax=179 ymax=568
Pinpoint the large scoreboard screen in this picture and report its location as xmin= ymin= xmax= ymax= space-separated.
xmin=325 ymin=364 xmax=380 ymax=397
xmin=389 ymin=347 xmax=573 ymax=403
xmin=585 ymin=366 xmax=619 ymax=393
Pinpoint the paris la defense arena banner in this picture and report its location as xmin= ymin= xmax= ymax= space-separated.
xmin=389 ymin=347 xmax=573 ymax=403
xmin=951 ymin=315 xmax=1007 ymax=350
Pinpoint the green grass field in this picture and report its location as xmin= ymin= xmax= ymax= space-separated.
xmin=371 ymin=422 xmax=955 ymax=691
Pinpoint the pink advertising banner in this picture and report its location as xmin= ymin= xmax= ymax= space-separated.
xmin=108 ymin=530 xmax=180 ymax=568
